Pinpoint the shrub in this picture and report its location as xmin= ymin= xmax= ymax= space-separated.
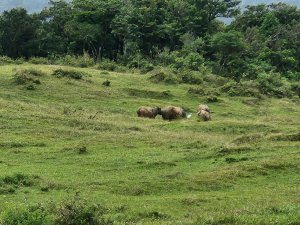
xmin=202 ymin=74 xmax=229 ymax=87
xmin=14 ymin=58 xmax=26 ymax=64
xmin=205 ymin=95 xmax=219 ymax=103
xmin=13 ymin=69 xmax=44 ymax=85
xmin=140 ymin=63 xmax=155 ymax=73
xmin=148 ymin=67 xmax=180 ymax=84
xmin=188 ymin=87 xmax=220 ymax=96
xmin=0 ymin=56 xmax=15 ymax=65
xmin=180 ymin=70 xmax=203 ymax=84
xmin=1 ymin=205 xmax=51 ymax=225
xmin=97 ymin=59 xmax=127 ymax=72
xmin=28 ymin=57 xmax=50 ymax=65
xmin=98 ymin=60 xmax=117 ymax=71
xmin=285 ymin=71 xmax=300 ymax=81
xmin=291 ymin=82 xmax=300 ymax=97
xmin=221 ymin=80 xmax=261 ymax=98
xmin=26 ymin=84 xmax=36 ymax=90
xmin=1 ymin=173 xmax=35 ymax=187
xmin=182 ymin=52 xmax=205 ymax=71
xmin=0 ymin=186 xmax=16 ymax=194
xmin=102 ymin=80 xmax=111 ymax=87
xmin=55 ymin=197 xmax=106 ymax=225
xmin=78 ymin=146 xmax=88 ymax=154
xmin=257 ymin=72 xmax=293 ymax=98
xmin=128 ymin=56 xmax=154 ymax=73
xmin=55 ymin=55 xmax=94 ymax=68
xmin=0 ymin=174 xmax=38 ymax=195
xmin=125 ymin=88 xmax=173 ymax=99
xmin=52 ymin=69 xmax=85 ymax=80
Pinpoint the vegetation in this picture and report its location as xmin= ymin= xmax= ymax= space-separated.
xmin=0 ymin=1 xmax=299 ymax=82
xmin=0 ymin=0 xmax=299 ymax=224
xmin=0 ymin=63 xmax=299 ymax=224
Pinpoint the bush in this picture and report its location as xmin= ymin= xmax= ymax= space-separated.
xmin=52 ymin=69 xmax=85 ymax=80
xmin=1 ymin=205 xmax=51 ymax=225
xmin=1 ymin=173 xmax=36 ymax=187
xmin=102 ymin=80 xmax=111 ymax=87
xmin=98 ymin=59 xmax=127 ymax=72
xmin=55 ymin=197 xmax=106 ymax=225
xmin=221 ymin=80 xmax=262 ymax=98
xmin=148 ymin=67 xmax=180 ymax=84
xmin=291 ymin=83 xmax=300 ymax=97
xmin=180 ymin=70 xmax=203 ymax=84
xmin=188 ymin=87 xmax=220 ymax=96
xmin=206 ymin=95 xmax=219 ymax=103
xmin=78 ymin=146 xmax=88 ymax=154
xmin=128 ymin=56 xmax=154 ymax=73
xmin=26 ymin=84 xmax=36 ymax=90
xmin=98 ymin=60 xmax=118 ymax=71
xmin=55 ymin=55 xmax=94 ymax=68
xmin=13 ymin=69 xmax=45 ymax=85
xmin=0 ymin=186 xmax=16 ymax=194
xmin=28 ymin=57 xmax=50 ymax=65
xmin=0 ymin=56 xmax=15 ymax=65
xmin=257 ymin=72 xmax=293 ymax=98
xmin=182 ymin=52 xmax=205 ymax=71
xmin=202 ymin=74 xmax=229 ymax=87
xmin=285 ymin=71 xmax=300 ymax=81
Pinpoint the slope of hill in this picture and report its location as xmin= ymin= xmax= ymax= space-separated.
xmin=0 ymin=0 xmax=299 ymax=13
xmin=0 ymin=63 xmax=299 ymax=224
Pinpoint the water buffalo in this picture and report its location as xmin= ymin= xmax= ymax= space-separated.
xmin=197 ymin=109 xmax=211 ymax=121
xmin=137 ymin=106 xmax=161 ymax=119
xmin=198 ymin=104 xmax=210 ymax=113
xmin=161 ymin=106 xmax=187 ymax=121
xmin=197 ymin=104 xmax=211 ymax=121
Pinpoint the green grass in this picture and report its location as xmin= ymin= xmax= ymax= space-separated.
xmin=0 ymin=63 xmax=299 ymax=224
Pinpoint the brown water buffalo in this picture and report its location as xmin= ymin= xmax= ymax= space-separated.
xmin=137 ymin=106 xmax=161 ymax=119
xmin=197 ymin=109 xmax=211 ymax=121
xmin=198 ymin=104 xmax=210 ymax=113
xmin=197 ymin=104 xmax=211 ymax=121
xmin=161 ymin=106 xmax=187 ymax=121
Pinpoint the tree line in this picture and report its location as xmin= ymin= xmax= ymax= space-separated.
xmin=0 ymin=0 xmax=299 ymax=80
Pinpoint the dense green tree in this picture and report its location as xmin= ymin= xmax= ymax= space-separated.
xmin=232 ymin=3 xmax=300 ymax=76
xmin=37 ymin=0 xmax=72 ymax=56
xmin=68 ymin=0 xmax=122 ymax=60
xmin=0 ymin=0 xmax=298 ymax=80
xmin=0 ymin=8 xmax=37 ymax=58
xmin=210 ymin=30 xmax=248 ymax=78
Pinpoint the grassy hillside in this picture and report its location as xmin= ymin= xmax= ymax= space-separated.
xmin=0 ymin=63 xmax=299 ymax=224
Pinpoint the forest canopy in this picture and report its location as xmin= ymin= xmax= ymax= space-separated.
xmin=0 ymin=0 xmax=299 ymax=81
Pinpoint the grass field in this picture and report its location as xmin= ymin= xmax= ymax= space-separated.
xmin=0 ymin=63 xmax=299 ymax=224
